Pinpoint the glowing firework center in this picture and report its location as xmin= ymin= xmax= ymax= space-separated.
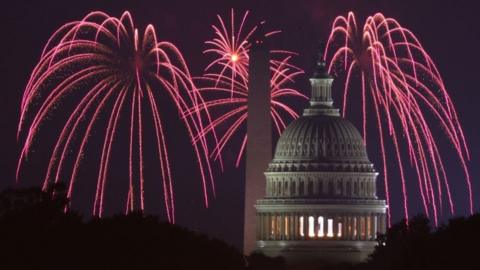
xmin=255 ymin=53 xmax=387 ymax=265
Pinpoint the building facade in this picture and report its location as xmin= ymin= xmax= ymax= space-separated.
xmin=255 ymin=53 xmax=387 ymax=267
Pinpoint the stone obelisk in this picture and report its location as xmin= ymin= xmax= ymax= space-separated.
xmin=243 ymin=26 xmax=271 ymax=254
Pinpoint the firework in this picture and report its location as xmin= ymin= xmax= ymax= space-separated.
xmin=16 ymin=11 xmax=214 ymax=222
xmin=325 ymin=12 xmax=471 ymax=225
xmin=191 ymin=9 xmax=306 ymax=167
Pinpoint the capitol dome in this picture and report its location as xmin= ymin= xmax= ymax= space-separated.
xmin=274 ymin=115 xmax=368 ymax=162
xmin=269 ymin=115 xmax=376 ymax=176
xmin=254 ymin=52 xmax=387 ymax=268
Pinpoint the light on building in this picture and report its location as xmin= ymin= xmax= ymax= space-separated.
xmin=300 ymin=216 xmax=304 ymax=237
xmin=318 ymin=216 xmax=325 ymax=237
xmin=327 ymin=219 xmax=334 ymax=237
xmin=308 ymin=216 xmax=315 ymax=237
xmin=285 ymin=216 xmax=289 ymax=237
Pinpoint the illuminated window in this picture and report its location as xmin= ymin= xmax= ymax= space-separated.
xmin=285 ymin=216 xmax=289 ymax=237
xmin=327 ymin=219 xmax=334 ymax=237
xmin=348 ymin=217 xmax=352 ymax=237
xmin=337 ymin=222 xmax=342 ymax=238
xmin=308 ymin=216 xmax=315 ymax=237
xmin=300 ymin=216 xmax=304 ymax=237
xmin=360 ymin=217 xmax=365 ymax=239
xmin=276 ymin=216 xmax=282 ymax=237
xmin=318 ymin=216 xmax=325 ymax=237
xmin=353 ymin=217 xmax=357 ymax=237
xmin=367 ymin=216 xmax=371 ymax=240
xmin=271 ymin=216 xmax=276 ymax=238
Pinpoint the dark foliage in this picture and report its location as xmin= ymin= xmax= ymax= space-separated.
xmin=0 ymin=185 xmax=283 ymax=270
xmin=3 ymin=185 xmax=478 ymax=270
xmin=247 ymin=252 xmax=286 ymax=270
xmin=353 ymin=214 xmax=480 ymax=270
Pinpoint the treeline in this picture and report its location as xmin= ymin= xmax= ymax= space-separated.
xmin=0 ymin=184 xmax=284 ymax=270
xmin=1 ymin=185 xmax=479 ymax=270
xmin=353 ymin=213 xmax=480 ymax=270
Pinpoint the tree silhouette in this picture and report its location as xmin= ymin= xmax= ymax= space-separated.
xmin=355 ymin=214 xmax=480 ymax=270
xmin=1 ymin=185 xmax=478 ymax=270
xmin=0 ymin=184 xmax=281 ymax=270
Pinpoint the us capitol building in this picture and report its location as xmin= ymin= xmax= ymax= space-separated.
xmin=253 ymin=52 xmax=388 ymax=267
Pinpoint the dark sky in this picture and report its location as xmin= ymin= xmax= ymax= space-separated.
xmin=2 ymin=0 xmax=479 ymax=249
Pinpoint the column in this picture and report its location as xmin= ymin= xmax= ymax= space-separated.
xmin=353 ymin=215 xmax=357 ymax=240
xmin=264 ymin=213 xmax=268 ymax=240
xmin=258 ymin=213 xmax=262 ymax=240
xmin=277 ymin=213 xmax=285 ymax=240
xmin=257 ymin=214 xmax=262 ymax=240
xmin=333 ymin=216 xmax=338 ymax=239
xmin=346 ymin=215 xmax=350 ymax=240
xmin=372 ymin=214 xmax=376 ymax=239
xmin=256 ymin=214 xmax=261 ymax=240
xmin=292 ymin=214 xmax=296 ymax=240
xmin=348 ymin=215 xmax=353 ymax=240
xmin=369 ymin=214 xmax=374 ymax=240
xmin=267 ymin=214 xmax=271 ymax=240
xmin=289 ymin=214 xmax=294 ymax=240
xmin=264 ymin=214 xmax=268 ymax=240
xmin=294 ymin=213 xmax=300 ymax=240
xmin=271 ymin=214 xmax=275 ymax=240
xmin=367 ymin=214 xmax=371 ymax=240
xmin=380 ymin=214 xmax=386 ymax=234
xmin=357 ymin=215 xmax=362 ymax=240
xmin=359 ymin=215 xmax=364 ymax=240
xmin=303 ymin=214 xmax=308 ymax=239
xmin=264 ymin=214 xmax=267 ymax=240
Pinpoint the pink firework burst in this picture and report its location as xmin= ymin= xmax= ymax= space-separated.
xmin=190 ymin=9 xmax=306 ymax=167
xmin=16 ymin=11 xmax=215 ymax=222
xmin=325 ymin=12 xmax=472 ymax=225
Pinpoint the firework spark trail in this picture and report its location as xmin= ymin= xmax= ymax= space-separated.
xmin=97 ymin=87 xmax=128 ymax=216
xmin=17 ymin=11 xmax=215 ymax=221
xmin=43 ymin=79 xmax=112 ymax=191
xmin=325 ymin=12 xmax=472 ymax=225
xmin=193 ymin=9 xmax=306 ymax=165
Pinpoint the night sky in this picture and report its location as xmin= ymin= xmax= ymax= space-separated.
xmin=2 ymin=0 xmax=479 ymax=249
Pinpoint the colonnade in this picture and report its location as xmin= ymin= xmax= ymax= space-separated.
xmin=257 ymin=213 xmax=386 ymax=241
